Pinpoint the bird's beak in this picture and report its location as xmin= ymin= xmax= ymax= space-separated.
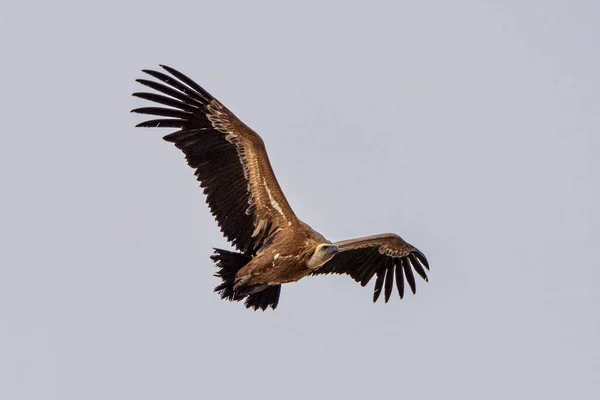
xmin=330 ymin=245 xmax=339 ymax=254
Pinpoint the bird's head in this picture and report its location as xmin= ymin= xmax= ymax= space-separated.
xmin=306 ymin=243 xmax=339 ymax=269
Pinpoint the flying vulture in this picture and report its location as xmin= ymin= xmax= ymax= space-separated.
xmin=132 ymin=65 xmax=430 ymax=310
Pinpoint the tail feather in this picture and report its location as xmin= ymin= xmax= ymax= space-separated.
xmin=245 ymin=285 xmax=281 ymax=311
xmin=212 ymin=249 xmax=249 ymax=302
xmin=211 ymin=248 xmax=281 ymax=311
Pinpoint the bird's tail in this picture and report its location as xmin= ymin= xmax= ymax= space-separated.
xmin=211 ymin=248 xmax=281 ymax=311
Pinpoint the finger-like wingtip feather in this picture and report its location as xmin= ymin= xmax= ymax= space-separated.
xmin=132 ymin=106 xmax=192 ymax=119
xmin=409 ymin=253 xmax=429 ymax=282
xmin=402 ymin=258 xmax=416 ymax=294
xmin=140 ymin=68 xmax=209 ymax=103
xmin=394 ymin=259 xmax=405 ymax=299
xmin=413 ymin=249 xmax=430 ymax=270
xmin=384 ymin=261 xmax=395 ymax=303
xmin=373 ymin=270 xmax=385 ymax=303
xmin=134 ymin=118 xmax=186 ymax=128
xmin=160 ymin=64 xmax=213 ymax=101
xmin=132 ymin=92 xmax=198 ymax=112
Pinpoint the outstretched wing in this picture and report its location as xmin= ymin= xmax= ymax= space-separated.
xmin=313 ymin=234 xmax=429 ymax=303
xmin=132 ymin=65 xmax=298 ymax=254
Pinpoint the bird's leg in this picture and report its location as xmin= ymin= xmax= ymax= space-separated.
xmin=234 ymin=274 xmax=268 ymax=295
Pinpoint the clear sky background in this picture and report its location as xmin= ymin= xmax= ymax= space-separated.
xmin=2 ymin=1 xmax=599 ymax=399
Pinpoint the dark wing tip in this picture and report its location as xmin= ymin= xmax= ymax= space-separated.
xmin=408 ymin=253 xmax=429 ymax=282
xmin=384 ymin=261 xmax=395 ymax=303
xmin=133 ymin=118 xmax=185 ymax=128
xmin=413 ymin=249 xmax=430 ymax=270
xmin=142 ymin=68 xmax=162 ymax=76
xmin=401 ymin=258 xmax=417 ymax=295
xmin=372 ymin=270 xmax=385 ymax=303
xmin=394 ymin=259 xmax=405 ymax=299
xmin=159 ymin=65 xmax=181 ymax=76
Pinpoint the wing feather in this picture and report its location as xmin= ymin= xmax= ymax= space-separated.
xmin=408 ymin=253 xmax=429 ymax=282
xmin=394 ymin=259 xmax=405 ymax=299
xmin=136 ymin=79 xmax=201 ymax=105
xmin=402 ymin=258 xmax=416 ymax=295
xmin=141 ymin=69 xmax=209 ymax=102
xmin=373 ymin=270 xmax=385 ymax=303
xmin=133 ymin=107 xmax=193 ymax=119
xmin=132 ymin=65 xmax=298 ymax=254
xmin=135 ymin=119 xmax=186 ymax=128
xmin=383 ymin=258 xmax=395 ymax=303
xmin=132 ymin=92 xmax=198 ymax=112
xmin=313 ymin=233 xmax=429 ymax=302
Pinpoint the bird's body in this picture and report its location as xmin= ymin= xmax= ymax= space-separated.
xmin=236 ymin=223 xmax=328 ymax=287
xmin=132 ymin=65 xmax=430 ymax=310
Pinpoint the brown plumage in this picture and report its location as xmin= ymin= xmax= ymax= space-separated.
xmin=132 ymin=65 xmax=430 ymax=311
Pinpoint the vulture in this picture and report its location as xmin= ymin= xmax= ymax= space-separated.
xmin=132 ymin=65 xmax=430 ymax=311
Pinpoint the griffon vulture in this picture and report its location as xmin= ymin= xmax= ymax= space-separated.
xmin=132 ymin=65 xmax=429 ymax=310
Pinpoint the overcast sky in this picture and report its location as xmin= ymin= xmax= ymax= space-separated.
xmin=2 ymin=1 xmax=599 ymax=399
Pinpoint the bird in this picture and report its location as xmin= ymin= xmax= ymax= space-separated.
xmin=132 ymin=65 xmax=430 ymax=311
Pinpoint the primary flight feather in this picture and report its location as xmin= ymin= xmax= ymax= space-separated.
xmin=132 ymin=65 xmax=429 ymax=310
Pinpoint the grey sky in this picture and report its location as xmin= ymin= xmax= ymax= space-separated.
xmin=2 ymin=1 xmax=599 ymax=399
